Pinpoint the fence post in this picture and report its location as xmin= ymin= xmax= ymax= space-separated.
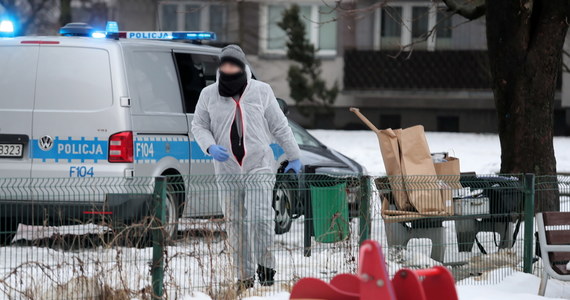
xmin=359 ymin=175 xmax=372 ymax=245
xmin=523 ymin=173 xmax=535 ymax=274
xmin=152 ymin=176 xmax=166 ymax=299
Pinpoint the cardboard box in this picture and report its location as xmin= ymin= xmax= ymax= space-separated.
xmin=453 ymin=197 xmax=490 ymax=215
xmin=434 ymin=155 xmax=462 ymax=189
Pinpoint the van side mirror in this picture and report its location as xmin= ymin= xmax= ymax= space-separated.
xmin=276 ymin=98 xmax=289 ymax=115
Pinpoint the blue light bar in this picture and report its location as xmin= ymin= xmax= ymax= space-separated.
xmin=91 ymin=31 xmax=106 ymax=38
xmin=120 ymin=31 xmax=216 ymax=41
xmin=0 ymin=20 xmax=15 ymax=37
xmin=106 ymin=21 xmax=119 ymax=33
xmin=172 ymin=31 xmax=216 ymax=40
xmin=60 ymin=22 xmax=94 ymax=37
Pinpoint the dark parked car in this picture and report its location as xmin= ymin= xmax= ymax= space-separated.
xmin=273 ymin=99 xmax=365 ymax=234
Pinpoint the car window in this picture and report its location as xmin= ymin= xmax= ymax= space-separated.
xmin=130 ymin=51 xmax=183 ymax=114
xmin=174 ymin=53 xmax=219 ymax=113
xmin=35 ymin=47 xmax=113 ymax=111
xmin=288 ymin=120 xmax=321 ymax=147
xmin=0 ymin=46 xmax=38 ymax=110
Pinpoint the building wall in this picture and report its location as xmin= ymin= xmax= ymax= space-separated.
xmin=108 ymin=0 xmax=567 ymax=134
xmin=451 ymin=16 xmax=486 ymax=50
xmin=116 ymin=0 xmax=157 ymax=31
xmin=244 ymin=0 xmax=350 ymax=111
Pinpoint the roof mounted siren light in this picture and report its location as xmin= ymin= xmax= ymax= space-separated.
xmin=95 ymin=21 xmax=217 ymax=42
xmin=0 ymin=20 xmax=15 ymax=38
xmin=59 ymin=22 xmax=94 ymax=37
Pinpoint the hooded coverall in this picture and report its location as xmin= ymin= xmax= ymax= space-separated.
xmin=191 ymin=51 xmax=301 ymax=279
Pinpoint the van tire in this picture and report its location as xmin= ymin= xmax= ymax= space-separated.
xmin=0 ymin=218 xmax=17 ymax=245
xmin=273 ymin=183 xmax=293 ymax=235
xmin=112 ymin=176 xmax=183 ymax=248
xmin=163 ymin=182 xmax=180 ymax=240
xmin=163 ymin=173 xmax=186 ymax=238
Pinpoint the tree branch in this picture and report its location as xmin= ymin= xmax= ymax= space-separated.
xmin=442 ymin=0 xmax=486 ymax=20
xmin=21 ymin=0 xmax=53 ymax=34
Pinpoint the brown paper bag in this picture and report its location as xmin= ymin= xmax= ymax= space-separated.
xmin=381 ymin=197 xmax=423 ymax=223
xmin=348 ymin=108 xmax=413 ymax=211
xmin=398 ymin=125 xmax=445 ymax=213
xmin=378 ymin=129 xmax=413 ymax=211
xmin=381 ymin=197 xmax=450 ymax=223
xmin=350 ymin=108 xmax=452 ymax=216
xmin=434 ymin=156 xmax=462 ymax=189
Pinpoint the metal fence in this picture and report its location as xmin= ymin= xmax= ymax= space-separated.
xmin=0 ymin=173 xmax=565 ymax=299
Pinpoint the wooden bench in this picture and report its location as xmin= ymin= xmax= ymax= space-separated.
xmin=536 ymin=212 xmax=570 ymax=295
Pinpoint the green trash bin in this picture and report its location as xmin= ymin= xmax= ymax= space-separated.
xmin=310 ymin=182 xmax=350 ymax=243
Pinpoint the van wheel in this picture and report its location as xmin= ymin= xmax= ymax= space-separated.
xmin=163 ymin=182 xmax=180 ymax=240
xmin=274 ymin=184 xmax=293 ymax=234
xmin=0 ymin=218 xmax=17 ymax=245
xmin=113 ymin=178 xmax=182 ymax=248
xmin=164 ymin=174 xmax=186 ymax=238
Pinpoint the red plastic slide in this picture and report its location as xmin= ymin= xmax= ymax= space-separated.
xmin=290 ymin=240 xmax=458 ymax=300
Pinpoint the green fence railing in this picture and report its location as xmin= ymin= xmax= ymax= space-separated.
xmin=0 ymin=173 xmax=563 ymax=299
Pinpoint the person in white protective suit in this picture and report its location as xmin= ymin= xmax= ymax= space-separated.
xmin=191 ymin=45 xmax=302 ymax=291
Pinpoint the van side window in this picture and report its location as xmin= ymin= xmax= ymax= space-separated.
xmin=131 ymin=51 xmax=183 ymax=114
xmin=174 ymin=53 xmax=219 ymax=114
xmin=35 ymin=47 xmax=112 ymax=111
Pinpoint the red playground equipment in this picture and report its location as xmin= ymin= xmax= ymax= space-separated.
xmin=290 ymin=240 xmax=458 ymax=300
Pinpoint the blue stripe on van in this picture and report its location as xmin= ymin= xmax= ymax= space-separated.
xmin=190 ymin=141 xmax=285 ymax=161
xmin=135 ymin=138 xmax=190 ymax=162
xmin=31 ymin=137 xmax=107 ymax=163
xmin=30 ymin=137 xmax=285 ymax=163
xmin=190 ymin=140 xmax=212 ymax=161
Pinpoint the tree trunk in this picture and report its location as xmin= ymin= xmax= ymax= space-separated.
xmin=486 ymin=0 xmax=569 ymax=211
xmin=60 ymin=0 xmax=72 ymax=26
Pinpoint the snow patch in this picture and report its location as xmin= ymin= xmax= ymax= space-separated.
xmin=309 ymin=130 xmax=570 ymax=175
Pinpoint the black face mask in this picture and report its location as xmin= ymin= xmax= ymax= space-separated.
xmin=218 ymin=71 xmax=247 ymax=97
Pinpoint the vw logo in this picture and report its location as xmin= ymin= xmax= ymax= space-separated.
xmin=38 ymin=136 xmax=54 ymax=151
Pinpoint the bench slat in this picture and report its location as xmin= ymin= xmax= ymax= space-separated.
xmin=553 ymin=264 xmax=570 ymax=275
xmin=542 ymin=212 xmax=570 ymax=226
xmin=545 ymin=230 xmax=570 ymax=245
xmin=549 ymin=252 xmax=570 ymax=263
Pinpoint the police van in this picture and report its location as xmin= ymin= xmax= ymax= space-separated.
xmin=0 ymin=20 xmax=364 ymax=241
xmin=0 ymin=21 xmax=286 ymax=239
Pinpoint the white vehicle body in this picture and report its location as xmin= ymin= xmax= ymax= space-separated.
xmin=0 ymin=35 xmax=288 ymax=222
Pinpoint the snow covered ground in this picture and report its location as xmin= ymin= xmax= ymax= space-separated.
xmin=182 ymin=270 xmax=570 ymax=300
xmin=1 ymin=130 xmax=570 ymax=299
xmin=309 ymin=130 xmax=570 ymax=175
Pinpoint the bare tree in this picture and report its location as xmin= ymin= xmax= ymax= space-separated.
xmin=339 ymin=0 xmax=567 ymax=211
xmin=441 ymin=0 xmax=568 ymax=212
xmin=0 ymin=0 xmax=56 ymax=35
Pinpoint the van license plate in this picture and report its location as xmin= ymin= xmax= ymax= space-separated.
xmin=0 ymin=144 xmax=23 ymax=158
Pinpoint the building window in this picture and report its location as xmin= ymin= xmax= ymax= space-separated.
xmin=437 ymin=116 xmax=459 ymax=132
xmin=380 ymin=6 xmax=402 ymax=50
xmin=411 ymin=6 xmax=429 ymax=50
xmin=436 ymin=9 xmax=453 ymax=49
xmin=374 ymin=3 xmax=453 ymax=51
xmin=261 ymin=4 xmax=337 ymax=55
xmin=158 ymin=1 xmax=228 ymax=41
xmin=380 ymin=114 xmax=401 ymax=129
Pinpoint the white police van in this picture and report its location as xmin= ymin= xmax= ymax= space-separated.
xmin=0 ymin=21 xmax=292 ymax=238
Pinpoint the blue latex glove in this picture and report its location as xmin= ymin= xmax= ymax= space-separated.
xmin=208 ymin=145 xmax=230 ymax=162
xmin=284 ymin=159 xmax=302 ymax=174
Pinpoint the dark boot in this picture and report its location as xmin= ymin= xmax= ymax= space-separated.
xmin=236 ymin=277 xmax=255 ymax=293
xmin=257 ymin=265 xmax=276 ymax=286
